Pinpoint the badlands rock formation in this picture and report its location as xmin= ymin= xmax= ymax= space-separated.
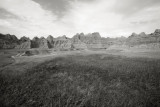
xmin=16 ymin=36 xmax=31 ymax=49
xmin=46 ymin=35 xmax=54 ymax=48
xmin=72 ymin=32 xmax=102 ymax=49
xmin=46 ymin=35 xmax=72 ymax=50
xmin=32 ymin=37 xmax=49 ymax=49
xmin=16 ymin=41 xmax=31 ymax=49
xmin=101 ymin=36 xmax=127 ymax=49
xmin=0 ymin=33 xmax=18 ymax=49
xmin=0 ymin=29 xmax=160 ymax=50
xmin=52 ymin=35 xmax=72 ymax=50
xmin=126 ymin=29 xmax=160 ymax=49
xmin=72 ymin=33 xmax=88 ymax=49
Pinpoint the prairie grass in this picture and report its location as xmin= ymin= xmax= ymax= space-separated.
xmin=0 ymin=54 xmax=160 ymax=107
xmin=0 ymin=50 xmax=18 ymax=67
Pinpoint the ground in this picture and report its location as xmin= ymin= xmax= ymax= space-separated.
xmin=0 ymin=49 xmax=160 ymax=107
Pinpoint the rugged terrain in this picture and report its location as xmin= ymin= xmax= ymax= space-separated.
xmin=0 ymin=29 xmax=160 ymax=107
xmin=0 ymin=29 xmax=160 ymax=50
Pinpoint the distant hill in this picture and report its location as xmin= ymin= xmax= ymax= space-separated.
xmin=0 ymin=29 xmax=160 ymax=50
xmin=125 ymin=29 xmax=160 ymax=49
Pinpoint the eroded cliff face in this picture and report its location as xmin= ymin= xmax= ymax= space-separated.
xmin=52 ymin=39 xmax=72 ymax=50
xmin=0 ymin=34 xmax=18 ymax=49
xmin=16 ymin=41 xmax=31 ymax=49
xmin=101 ymin=37 xmax=127 ymax=49
xmin=47 ymin=35 xmax=72 ymax=50
xmin=72 ymin=33 xmax=87 ymax=50
xmin=126 ymin=29 xmax=160 ymax=49
xmin=46 ymin=35 xmax=54 ymax=48
xmin=31 ymin=37 xmax=49 ymax=49
xmin=38 ymin=37 xmax=49 ymax=49
xmin=72 ymin=32 xmax=103 ymax=49
xmin=0 ymin=29 xmax=160 ymax=50
xmin=16 ymin=36 xmax=31 ymax=49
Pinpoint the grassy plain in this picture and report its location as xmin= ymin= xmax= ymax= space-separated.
xmin=0 ymin=49 xmax=160 ymax=107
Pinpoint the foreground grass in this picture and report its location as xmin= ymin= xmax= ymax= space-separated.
xmin=0 ymin=54 xmax=160 ymax=107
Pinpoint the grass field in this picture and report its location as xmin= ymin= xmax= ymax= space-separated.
xmin=0 ymin=49 xmax=18 ymax=67
xmin=0 ymin=52 xmax=160 ymax=107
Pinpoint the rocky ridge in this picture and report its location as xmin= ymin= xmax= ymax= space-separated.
xmin=0 ymin=29 xmax=160 ymax=50
xmin=126 ymin=30 xmax=160 ymax=47
xmin=0 ymin=33 xmax=18 ymax=49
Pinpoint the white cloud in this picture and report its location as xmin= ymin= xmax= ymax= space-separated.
xmin=0 ymin=0 xmax=59 ymax=38
xmin=0 ymin=19 xmax=12 ymax=26
xmin=0 ymin=0 xmax=160 ymax=38
xmin=60 ymin=0 xmax=160 ymax=37
xmin=61 ymin=0 xmax=123 ymax=37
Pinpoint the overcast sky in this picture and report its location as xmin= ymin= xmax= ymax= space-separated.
xmin=0 ymin=0 xmax=160 ymax=38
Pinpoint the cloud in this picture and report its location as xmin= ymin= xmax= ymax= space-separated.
xmin=113 ymin=0 xmax=160 ymax=16
xmin=60 ymin=0 xmax=123 ymax=36
xmin=60 ymin=0 xmax=160 ymax=37
xmin=0 ymin=0 xmax=59 ymax=38
xmin=0 ymin=0 xmax=160 ymax=38
xmin=64 ymin=0 xmax=160 ymax=37
xmin=32 ymin=0 xmax=71 ymax=18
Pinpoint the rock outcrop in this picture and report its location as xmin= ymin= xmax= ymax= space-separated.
xmin=16 ymin=41 xmax=31 ymax=49
xmin=47 ymin=35 xmax=54 ymax=48
xmin=19 ymin=36 xmax=30 ymax=43
xmin=72 ymin=33 xmax=87 ymax=49
xmin=52 ymin=36 xmax=72 ymax=50
xmin=31 ymin=37 xmax=49 ymax=49
xmin=72 ymin=39 xmax=87 ymax=50
xmin=154 ymin=29 xmax=160 ymax=34
xmin=16 ymin=36 xmax=31 ymax=49
xmin=101 ymin=37 xmax=126 ymax=49
xmin=0 ymin=33 xmax=18 ymax=49
xmin=46 ymin=35 xmax=72 ymax=50
xmin=72 ymin=32 xmax=103 ymax=49
xmin=126 ymin=29 xmax=160 ymax=47
xmin=85 ymin=32 xmax=103 ymax=49
xmin=0 ymin=29 xmax=160 ymax=50
xmin=38 ymin=37 xmax=49 ymax=49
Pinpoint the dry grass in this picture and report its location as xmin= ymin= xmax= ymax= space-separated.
xmin=0 ymin=50 xmax=18 ymax=67
xmin=0 ymin=53 xmax=160 ymax=107
xmin=106 ymin=48 xmax=160 ymax=59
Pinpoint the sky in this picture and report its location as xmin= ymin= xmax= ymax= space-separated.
xmin=0 ymin=0 xmax=160 ymax=38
